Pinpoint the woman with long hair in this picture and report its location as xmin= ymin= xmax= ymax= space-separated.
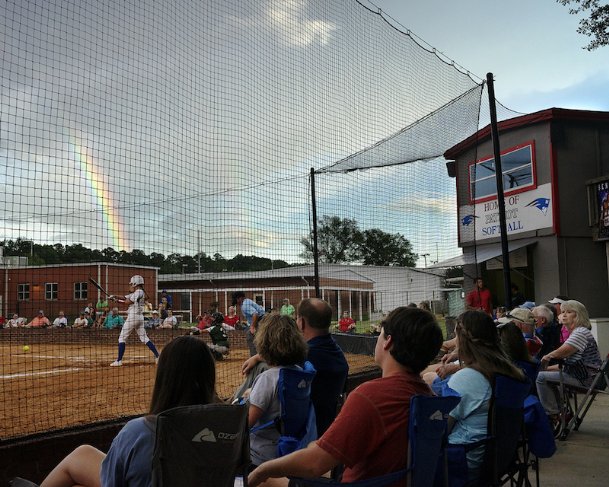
xmin=536 ymin=300 xmax=602 ymax=423
xmin=447 ymin=311 xmax=525 ymax=481
xmin=498 ymin=321 xmax=540 ymax=389
xmin=39 ymin=336 xmax=217 ymax=487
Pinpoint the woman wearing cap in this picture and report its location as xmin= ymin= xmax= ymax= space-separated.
xmin=536 ymin=300 xmax=602 ymax=424
xmin=109 ymin=275 xmax=160 ymax=367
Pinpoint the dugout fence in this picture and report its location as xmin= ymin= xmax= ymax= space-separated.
xmin=1 ymin=0 xmax=520 ymax=457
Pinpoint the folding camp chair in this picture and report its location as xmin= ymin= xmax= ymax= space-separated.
xmin=152 ymin=403 xmax=250 ymax=487
xmin=479 ymin=374 xmax=532 ymax=487
xmin=445 ymin=374 xmax=532 ymax=487
xmin=554 ymin=353 xmax=609 ymax=441
xmin=288 ymin=394 xmax=461 ymax=487
xmin=523 ymin=394 xmax=556 ymax=487
xmin=250 ymin=361 xmax=318 ymax=457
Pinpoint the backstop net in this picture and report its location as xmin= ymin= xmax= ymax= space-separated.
xmin=1 ymin=0 xmax=518 ymax=441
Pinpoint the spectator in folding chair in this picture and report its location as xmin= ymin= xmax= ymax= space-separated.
xmin=36 ymin=336 xmax=218 ymax=487
xmin=497 ymin=307 xmax=543 ymax=357
xmin=248 ymin=306 xmax=443 ymax=487
xmin=247 ymin=314 xmax=311 ymax=468
xmin=238 ymin=298 xmax=349 ymax=437
xmin=438 ymin=311 xmax=526 ymax=484
xmin=532 ymin=305 xmax=561 ymax=360
xmin=535 ymin=300 xmax=602 ymax=429
xmin=498 ymin=321 xmax=540 ymax=391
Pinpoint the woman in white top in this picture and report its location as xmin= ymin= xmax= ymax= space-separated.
xmin=109 ymin=275 xmax=160 ymax=367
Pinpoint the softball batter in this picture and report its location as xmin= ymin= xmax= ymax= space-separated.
xmin=109 ymin=275 xmax=160 ymax=366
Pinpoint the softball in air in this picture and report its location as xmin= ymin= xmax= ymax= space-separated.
xmin=23 ymin=345 xmax=30 ymax=352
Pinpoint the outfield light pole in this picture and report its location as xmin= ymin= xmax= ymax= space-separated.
xmin=421 ymin=253 xmax=430 ymax=268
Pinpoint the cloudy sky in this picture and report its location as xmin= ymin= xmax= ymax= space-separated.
xmin=375 ymin=0 xmax=609 ymax=113
xmin=2 ymin=0 xmax=605 ymax=267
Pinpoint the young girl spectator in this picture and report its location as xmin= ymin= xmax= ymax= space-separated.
xmin=445 ymin=311 xmax=525 ymax=482
xmin=248 ymin=314 xmax=308 ymax=468
xmin=38 ymin=336 xmax=217 ymax=487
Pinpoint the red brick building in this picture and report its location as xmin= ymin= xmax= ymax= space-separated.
xmin=0 ymin=263 xmax=158 ymax=321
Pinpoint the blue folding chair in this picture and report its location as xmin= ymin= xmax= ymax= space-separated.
xmin=444 ymin=374 xmax=532 ymax=487
xmin=289 ymin=394 xmax=461 ymax=487
xmin=251 ymin=361 xmax=318 ymax=457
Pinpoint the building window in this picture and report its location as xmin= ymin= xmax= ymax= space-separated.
xmin=469 ymin=142 xmax=536 ymax=202
xmin=74 ymin=282 xmax=88 ymax=300
xmin=18 ymin=283 xmax=30 ymax=301
xmin=45 ymin=283 xmax=58 ymax=300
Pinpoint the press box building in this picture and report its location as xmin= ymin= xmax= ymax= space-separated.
xmin=443 ymin=108 xmax=609 ymax=319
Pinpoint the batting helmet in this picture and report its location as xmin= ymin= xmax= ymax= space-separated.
xmin=212 ymin=312 xmax=224 ymax=324
xmin=129 ymin=275 xmax=144 ymax=286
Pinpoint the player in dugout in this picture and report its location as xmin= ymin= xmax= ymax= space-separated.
xmin=248 ymin=306 xmax=443 ymax=487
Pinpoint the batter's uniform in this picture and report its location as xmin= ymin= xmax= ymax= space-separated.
xmin=119 ymin=289 xmax=150 ymax=345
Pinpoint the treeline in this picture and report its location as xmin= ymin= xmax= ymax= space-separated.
xmin=1 ymin=239 xmax=291 ymax=274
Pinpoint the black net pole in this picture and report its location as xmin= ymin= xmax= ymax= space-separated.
xmin=310 ymin=168 xmax=321 ymax=298
xmin=486 ymin=73 xmax=512 ymax=308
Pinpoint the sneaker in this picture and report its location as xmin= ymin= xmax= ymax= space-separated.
xmin=110 ymin=360 xmax=122 ymax=367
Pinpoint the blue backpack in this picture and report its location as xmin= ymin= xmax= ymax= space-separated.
xmin=251 ymin=361 xmax=317 ymax=457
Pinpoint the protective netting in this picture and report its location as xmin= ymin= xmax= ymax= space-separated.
xmin=1 ymin=0 xmax=519 ymax=441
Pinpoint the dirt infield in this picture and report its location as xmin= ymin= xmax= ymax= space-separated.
xmin=1 ymin=329 xmax=377 ymax=440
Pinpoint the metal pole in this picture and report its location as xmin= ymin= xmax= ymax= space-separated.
xmin=310 ymin=168 xmax=320 ymax=298
xmin=486 ymin=73 xmax=512 ymax=308
xmin=197 ymin=229 xmax=201 ymax=274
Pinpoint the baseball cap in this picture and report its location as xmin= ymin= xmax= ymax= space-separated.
xmin=519 ymin=301 xmax=536 ymax=310
xmin=152 ymin=310 xmax=159 ymax=315
xmin=497 ymin=307 xmax=535 ymax=327
xmin=548 ymin=297 xmax=566 ymax=305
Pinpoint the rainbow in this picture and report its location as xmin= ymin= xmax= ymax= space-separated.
xmin=69 ymin=137 xmax=129 ymax=251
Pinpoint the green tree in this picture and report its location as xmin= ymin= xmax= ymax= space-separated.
xmin=300 ymin=216 xmax=416 ymax=267
xmin=359 ymin=228 xmax=417 ymax=267
xmin=558 ymin=0 xmax=609 ymax=49
xmin=300 ymin=216 xmax=362 ymax=263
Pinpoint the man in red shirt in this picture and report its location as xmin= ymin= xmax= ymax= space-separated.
xmin=248 ymin=307 xmax=443 ymax=487
xmin=465 ymin=277 xmax=493 ymax=315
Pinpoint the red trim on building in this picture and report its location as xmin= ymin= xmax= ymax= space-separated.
xmin=466 ymin=141 xmax=537 ymax=204
xmin=444 ymin=108 xmax=609 ymax=160
xmin=550 ymin=140 xmax=560 ymax=236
